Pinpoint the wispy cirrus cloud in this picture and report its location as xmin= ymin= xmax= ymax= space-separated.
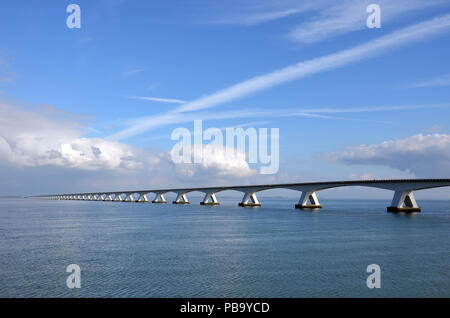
xmin=129 ymin=95 xmax=187 ymax=104
xmin=213 ymin=2 xmax=317 ymax=26
xmin=212 ymin=0 xmax=449 ymax=43
xmin=294 ymin=112 xmax=393 ymax=124
xmin=288 ymin=0 xmax=448 ymax=43
xmin=173 ymin=14 xmax=450 ymax=114
xmin=110 ymin=102 xmax=450 ymax=140
xmin=111 ymin=14 xmax=450 ymax=140
xmin=295 ymin=103 xmax=450 ymax=114
xmin=123 ymin=68 xmax=144 ymax=76
xmin=108 ymin=109 xmax=274 ymax=140
xmin=240 ymin=8 xmax=304 ymax=25
xmin=409 ymin=73 xmax=450 ymax=88
xmin=294 ymin=103 xmax=450 ymax=123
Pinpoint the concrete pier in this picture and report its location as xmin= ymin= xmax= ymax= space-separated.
xmin=152 ymin=192 xmax=167 ymax=204
xmin=239 ymin=192 xmax=261 ymax=207
xmin=173 ymin=193 xmax=190 ymax=205
xmin=137 ymin=193 xmax=149 ymax=203
xmin=200 ymin=192 xmax=220 ymax=205
xmin=295 ymin=191 xmax=322 ymax=209
xmin=387 ymin=190 xmax=421 ymax=212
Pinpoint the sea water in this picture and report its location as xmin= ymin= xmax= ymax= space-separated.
xmin=0 ymin=197 xmax=449 ymax=297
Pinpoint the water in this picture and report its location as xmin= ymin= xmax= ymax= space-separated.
xmin=0 ymin=197 xmax=449 ymax=297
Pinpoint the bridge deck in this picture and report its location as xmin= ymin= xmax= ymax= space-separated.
xmin=31 ymin=178 xmax=450 ymax=197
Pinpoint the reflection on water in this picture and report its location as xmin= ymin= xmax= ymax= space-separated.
xmin=0 ymin=198 xmax=449 ymax=297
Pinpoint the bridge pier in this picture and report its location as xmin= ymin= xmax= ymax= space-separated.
xmin=114 ymin=194 xmax=125 ymax=202
xmin=173 ymin=193 xmax=189 ymax=204
xmin=152 ymin=192 xmax=167 ymax=204
xmin=387 ymin=190 xmax=421 ymax=213
xmin=200 ymin=192 xmax=219 ymax=205
xmin=124 ymin=193 xmax=135 ymax=202
xmin=239 ymin=192 xmax=261 ymax=207
xmin=137 ymin=193 xmax=149 ymax=203
xmin=295 ymin=191 xmax=322 ymax=209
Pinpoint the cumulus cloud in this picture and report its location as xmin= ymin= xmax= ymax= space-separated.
xmin=172 ymin=144 xmax=256 ymax=180
xmin=0 ymin=99 xmax=142 ymax=170
xmin=0 ymin=99 xmax=265 ymax=193
xmin=321 ymin=134 xmax=450 ymax=177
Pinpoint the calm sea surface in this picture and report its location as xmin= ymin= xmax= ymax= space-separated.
xmin=0 ymin=197 xmax=449 ymax=297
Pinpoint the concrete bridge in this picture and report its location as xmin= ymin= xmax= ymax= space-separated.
xmin=29 ymin=179 xmax=450 ymax=213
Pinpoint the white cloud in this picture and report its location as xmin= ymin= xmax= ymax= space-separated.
xmin=0 ymin=99 xmax=142 ymax=170
xmin=410 ymin=73 xmax=450 ymax=88
xmin=172 ymin=144 xmax=256 ymax=180
xmin=0 ymin=99 xmax=261 ymax=193
xmin=129 ymin=95 xmax=187 ymax=104
xmin=321 ymin=133 xmax=450 ymax=177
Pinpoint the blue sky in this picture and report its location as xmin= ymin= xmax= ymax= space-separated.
xmin=1 ymin=0 xmax=450 ymax=198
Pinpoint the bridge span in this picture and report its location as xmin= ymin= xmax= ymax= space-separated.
xmin=29 ymin=179 xmax=450 ymax=213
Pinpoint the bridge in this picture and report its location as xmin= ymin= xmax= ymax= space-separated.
xmin=29 ymin=179 xmax=450 ymax=213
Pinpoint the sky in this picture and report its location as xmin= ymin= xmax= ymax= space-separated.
xmin=1 ymin=0 xmax=450 ymax=199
